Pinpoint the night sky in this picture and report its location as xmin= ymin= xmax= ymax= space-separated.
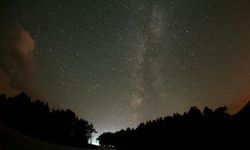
xmin=1 ymin=0 xmax=250 ymax=144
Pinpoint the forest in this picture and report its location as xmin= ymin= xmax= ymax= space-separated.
xmin=98 ymin=101 xmax=250 ymax=149
xmin=0 ymin=93 xmax=96 ymax=148
xmin=0 ymin=93 xmax=250 ymax=149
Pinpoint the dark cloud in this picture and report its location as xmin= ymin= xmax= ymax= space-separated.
xmin=0 ymin=21 xmax=35 ymax=93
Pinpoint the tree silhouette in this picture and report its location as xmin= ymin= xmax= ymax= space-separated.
xmin=98 ymin=103 xmax=250 ymax=149
xmin=203 ymin=106 xmax=213 ymax=117
xmin=0 ymin=93 xmax=96 ymax=148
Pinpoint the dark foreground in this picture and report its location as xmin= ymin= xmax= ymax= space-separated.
xmin=98 ymin=103 xmax=250 ymax=150
xmin=0 ymin=124 xmax=115 ymax=150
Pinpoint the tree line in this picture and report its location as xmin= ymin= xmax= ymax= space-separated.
xmin=98 ymin=102 xmax=250 ymax=149
xmin=0 ymin=93 xmax=96 ymax=148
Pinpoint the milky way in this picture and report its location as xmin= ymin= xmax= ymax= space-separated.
xmin=1 ymin=0 xmax=250 ymax=144
xmin=130 ymin=1 xmax=167 ymax=125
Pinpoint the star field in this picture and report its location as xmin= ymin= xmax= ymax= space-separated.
xmin=1 ymin=0 xmax=250 ymax=144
